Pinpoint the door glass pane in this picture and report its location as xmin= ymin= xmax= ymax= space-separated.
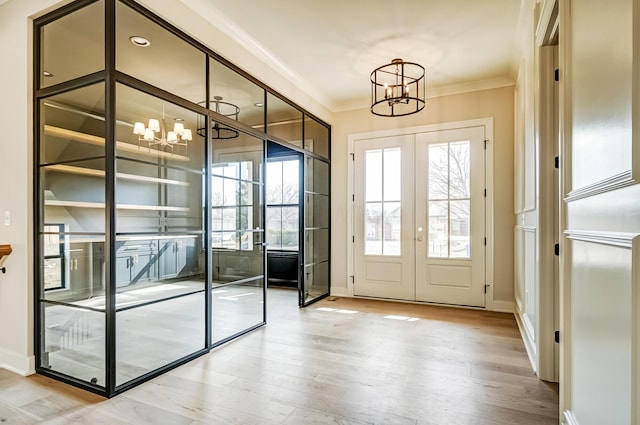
xmin=429 ymin=201 xmax=449 ymax=258
xmin=383 ymin=149 xmax=401 ymax=201
xmin=365 ymin=150 xmax=382 ymax=202
xmin=364 ymin=148 xmax=401 ymax=256
xmin=450 ymin=200 xmax=470 ymax=258
xmin=449 ymin=141 xmax=470 ymax=199
xmin=428 ymin=141 xmax=471 ymax=259
xmin=365 ymin=203 xmax=382 ymax=255
xmin=428 ymin=144 xmax=448 ymax=199
xmin=383 ymin=202 xmax=401 ymax=255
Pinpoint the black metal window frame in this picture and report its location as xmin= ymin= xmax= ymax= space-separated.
xmin=33 ymin=0 xmax=331 ymax=398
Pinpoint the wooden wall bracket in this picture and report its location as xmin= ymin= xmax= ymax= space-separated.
xmin=0 ymin=244 xmax=12 ymax=273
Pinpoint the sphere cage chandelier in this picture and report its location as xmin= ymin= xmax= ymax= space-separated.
xmin=370 ymin=58 xmax=426 ymax=117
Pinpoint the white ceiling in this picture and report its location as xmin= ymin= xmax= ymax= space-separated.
xmin=180 ymin=0 xmax=524 ymax=112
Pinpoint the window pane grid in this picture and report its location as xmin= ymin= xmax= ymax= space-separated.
xmin=364 ymin=148 xmax=401 ymax=256
xmin=428 ymin=141 xmax=471 ymax=259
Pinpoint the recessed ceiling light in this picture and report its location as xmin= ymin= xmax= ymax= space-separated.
xmin=174 ymin=118 xmax=184 ymax=122
xmin=254 ymin=102 xmax=263 ymax=108
xmin=43 ymin=71 xmax=53 ymax=77
xmin=129 ymin=36 xmax=151 ymax=47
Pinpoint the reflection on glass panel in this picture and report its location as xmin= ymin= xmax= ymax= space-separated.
xmin=43 ymin=234 xmax=106 ymax=305
xmin=267 ymin=93 xmax=302 ymax=146
xmin=116 ymin=1 xmax=205 ymax=104
xmin=212 ymin=280 xmax=264 ymax=344
xmin=429 ymin=201 xmax=449 ymax=258
xmin=365 ymin=203 xmax=382 ymax=255
xmin=212 ymin=242 xmax=264 ymax=283
xmin=429 ymin=143 xmax=449 ymax=200
xmin=305 ymin=157 xmax=329 ymax=195
xmin=43 ymin=224 xmax=65 ymax=291
xmin=303 ymin=261 xmax=329 ymax=304
xmin=305 ymin=193 xmax=329 ymax=229
xmin=304 ymin=116 xmax=329 ymax=158
xmin=305 ymin=229 xmax=329 ymax=264
xmin=40 ymin=1 xmax=104 ymax=88
xmin=115 ymin=84 xmax=205 ymax=172
xmin=449 ymin=141 xmax=470 ymax=199
xmin=383 ymin=148 xmax=401 ymax=202
xmin=365 ymin=150 xmax=382 ymax=202
xmin=43 ymin=303 xmax=105 ymax=387
xmin=40 ymin=84 xmax=106 ymax=234
xmin=450 ymin=200 xmax=470 ymax=258
xmin=210 ymin=58 xmax=265 ymax=130
xmin=116 ymin=292 xmax=205 ymax=387
xmin=383 ymin=202 xmax=401 ymax=256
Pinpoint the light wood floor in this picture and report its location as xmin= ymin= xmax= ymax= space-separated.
xmin=0 ymin=289 xmax=558 ymax=424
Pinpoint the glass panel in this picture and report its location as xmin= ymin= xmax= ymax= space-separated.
xmin=209 ymin=58 xmax=265 ymax=130
xmin=365 ymin=203 xmax=382 ymax=255
xmin=211 ymin=279 xmax=264 ymax=344
xmin=42 ymin=303 xmax=105 ymax=387
xmin=383 ymin=148 xmax=401 ymax=202
xmin=266 ymin=161 xmax=283 ymax=204
xmin=211 ymin=130 xmax=265 ymax=341
xmin=304 ymin=116 xmax=329 ymax=158
xmin=305 ymin=193 xmax=329 ymax=229
xmin=383 ymin=202 xmax=401 ymax=256
xmin=429 ymin=201 xmax=449 ymax=258
xmin=42 ymin=234 xmax=106 ymax=305
xmin=449 ymin=141 xmax=470 ymax=199
xmin=266 ymin=207 xmax=298 ymax=251
xmin=40 ymin=84 xmax=106 ymax=234
xmin=116 ymin=292 xmax=205 ymax=387
xmin=115 ymin=84 xmax=205 ymax=171
xmin=304 ymin=229 xmax=329 ymax=264
xmin=116 ymin=1 xmax=205 ymax=104
xmin=44 ymin=258 xmax=63 ymax=290
xmin=40 ymin=1 xmax=104 ymax=88
xmin=450 ymin=200 xmax=470 ymax=258
xmin=303 ymin=261 xmax=329 ymax=305
xmin=428 ymin=143 xmax=449 ymax=200
xmin=305 ymin=157 xmax=329 ymax=195
xmin=267 ymin=93 xmax=302 ymax=146
xmin=266 ymin=207 xmax=282 ymax=249
xmin=365 ymin=150 xmax=382 ymax=202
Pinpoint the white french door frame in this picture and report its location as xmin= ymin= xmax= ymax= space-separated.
xmin=346 ymin=118 xmax=497 ymax=310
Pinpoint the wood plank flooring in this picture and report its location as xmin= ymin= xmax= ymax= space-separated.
xmin=0 ymin=289 xmax=559 ymax=424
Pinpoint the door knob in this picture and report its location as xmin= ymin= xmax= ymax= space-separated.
xmin=417 ymin=236 xmax=423 ymax=242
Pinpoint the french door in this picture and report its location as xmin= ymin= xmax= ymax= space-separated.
xmin=353 ymin=126 xmax=486 ymax=307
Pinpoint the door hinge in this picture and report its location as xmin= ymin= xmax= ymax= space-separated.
xmin=483 ymin=140 xmax=488 ymax=149
xmin=554 ymin=330 xmax=560 ymax=343
xmin=554 ymin=68 xmax=560 ymax=82
xmin=484 ymin=237 xmax=487 ymax=246
xmin=352 ymin=194 xmax=355 ymax=202
xmin=350 ymin=153 xmax=355 ymax=161
xmin=554 ymin=156 xmax=559 ymax=169
xmin=484 ymin=188 xmax=487 ymax=197
xmin=352 ymin=235 xmax=355 ymax=243
xmin=484 ymin=284 xmax=489 ymax=294
xmin=554 ymin=243 xmax=560 ymax=256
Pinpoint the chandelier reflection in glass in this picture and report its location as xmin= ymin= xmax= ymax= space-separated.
xmin=133 ymin=105 xmax=192 ymax=154
xmin=370 ymin=58 xmax=425 ymax=117
xmin=197 ymin=96 xmax=240 ymax=140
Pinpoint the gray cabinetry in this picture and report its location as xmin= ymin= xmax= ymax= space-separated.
xmin=115 ymin=240 xmax=157 ymax=287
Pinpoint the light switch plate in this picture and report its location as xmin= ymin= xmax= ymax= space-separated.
xmin=4 ymin=210 xmax=10 ymax=226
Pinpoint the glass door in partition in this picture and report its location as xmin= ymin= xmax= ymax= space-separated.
xmin=210 ymin=128 xmax=265 ymax=344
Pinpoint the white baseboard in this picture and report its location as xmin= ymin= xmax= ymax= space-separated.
xmin=491 ymin=299 xmax=515 ymax=313
xmin=563 ymin=410 xmax=580 ymax=425
xmin=514 ymin=310 xmax=537 ymax=373
xmin=330 ymin=287 xmax=350 ymax=298
xmin=0 ymin=348 xmax=35 ymax=376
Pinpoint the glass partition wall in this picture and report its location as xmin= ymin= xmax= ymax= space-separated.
xmin=34 ymin=0 xmax=330 ymax=397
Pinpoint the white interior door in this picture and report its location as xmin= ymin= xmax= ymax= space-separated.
xmin=353 ymin=135 xmax=415 ymax=300
xmin=353 ymin=126 xmax=485 ymax=306
xmin=415 ymin=127 xmax=486 ymax=307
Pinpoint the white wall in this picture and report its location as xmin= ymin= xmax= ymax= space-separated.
xmin=331 ymin=86 xmax=515 ymax=307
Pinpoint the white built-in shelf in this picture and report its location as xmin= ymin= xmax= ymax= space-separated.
xmin=46 ymin=164 xmax=190 ymax=187
xmin=44 ymin=125 xmax=190 ymax=162
xmin=45 ymin=200 xmax=189 ymax=212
